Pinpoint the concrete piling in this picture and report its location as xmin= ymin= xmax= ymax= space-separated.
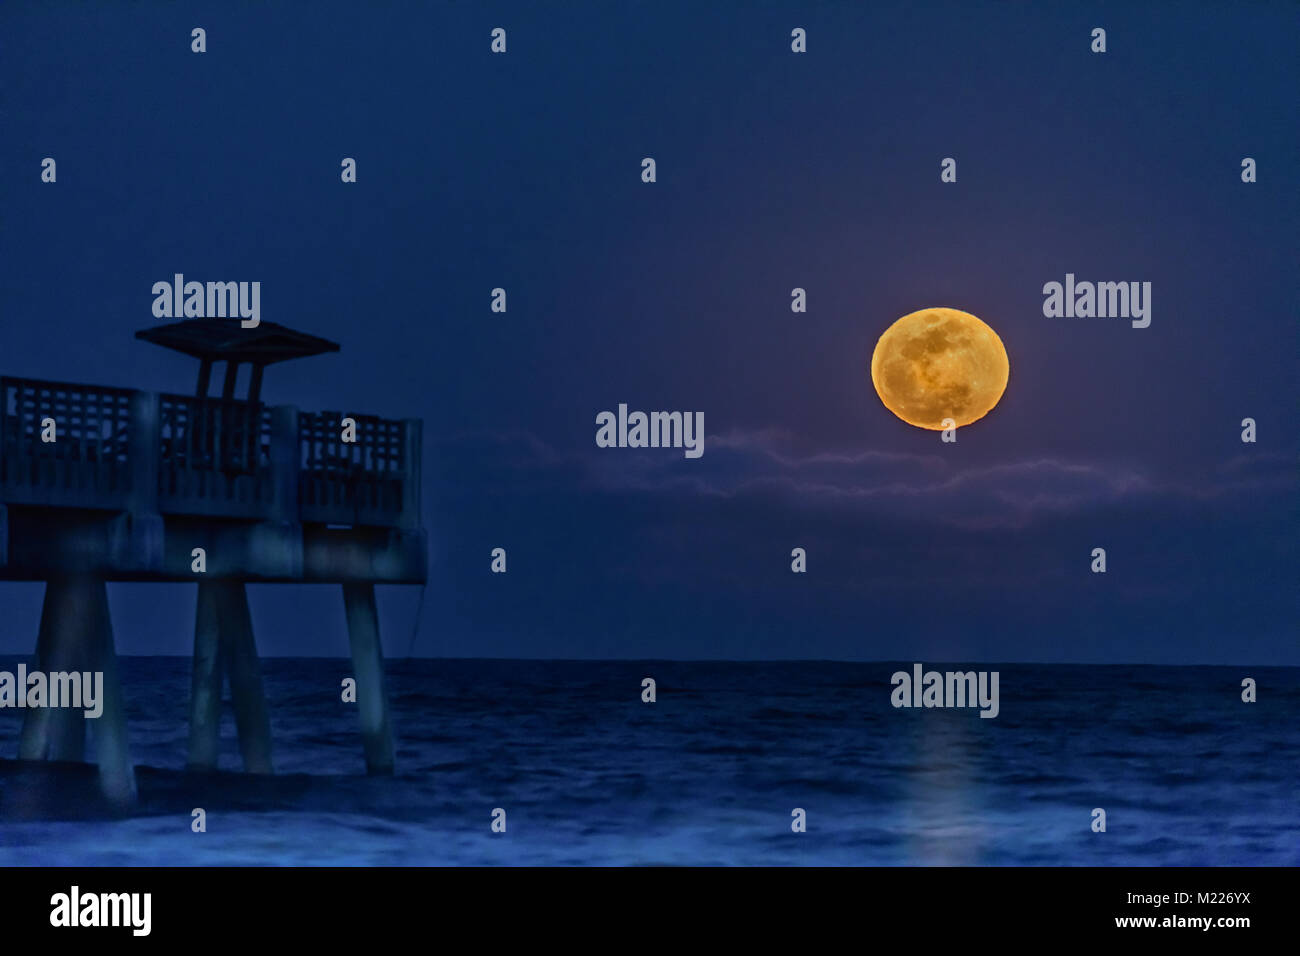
xmin=187 ymin=580 xmax=225 ymax=771
xmin=19 ymin=575 xmax=135 ymax=807
xmin=218 ymin=580 xmax=274 ymax=775
xmin=19 ymin=577 xmax=91 ymax=762
xmin=88 ymin=578 xmax=136 ymax=807
xmin=343 ymin=582 xmax=395 ymax=775
xmin=187 ymin=580 xmax=274 ymax=774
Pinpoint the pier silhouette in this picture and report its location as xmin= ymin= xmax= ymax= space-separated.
xmin=0 ymin=319 xmax=426 ymax=805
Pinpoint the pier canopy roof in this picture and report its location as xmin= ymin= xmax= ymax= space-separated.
xmin=135 ymin=319 xmax=340 ymax=366
xmin=136 ymin=319 xmax=341 ymax=400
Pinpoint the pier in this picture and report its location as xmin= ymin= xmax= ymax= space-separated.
xmin=0 ymin=319 xmax=427 ymax=805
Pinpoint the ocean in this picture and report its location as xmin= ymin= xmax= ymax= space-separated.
xmin=0 ymin=658 xmax=1296 ymax=866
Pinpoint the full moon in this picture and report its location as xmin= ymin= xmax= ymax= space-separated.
xmin=870 ymin=307 xmax=1009 ymax=430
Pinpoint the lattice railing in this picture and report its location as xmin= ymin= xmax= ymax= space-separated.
xmin=0 ymin=377 xmax=418 ymax=527
xmin=298 ymin=410 xmax=409 ymax=525
xmin=157 ymin=393 xmax=274 ymax=517
xmin=0 ymin=377 xmax=134 ymax=503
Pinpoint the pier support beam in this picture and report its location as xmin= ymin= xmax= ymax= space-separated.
xmin=222 ymin=582 xmax=274 ymax=775
xmin=19 ymin=576 xmax=136 ymax=807
xmin=187 ymin=581 xmax=224 ymax=771
xmin=187 ymin=580 xmax=274 ymax=774
xmin=342 ymin=583 xmax=394 ymax=774
xmin=20 ymin=578 xmax=91 ymax=763
xmin=89 ymin=580 xmax=136 ymax=807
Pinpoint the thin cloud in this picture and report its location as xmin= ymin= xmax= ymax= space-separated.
xmin=431 ymin=428 xmax=1295 ymax=530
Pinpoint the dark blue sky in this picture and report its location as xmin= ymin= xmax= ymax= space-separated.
xmin=2 ymin=1 xmax=1295 ymax=662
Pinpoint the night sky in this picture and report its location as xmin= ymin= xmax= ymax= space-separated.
xmin=2 ymin=2 xmax=1295 ymax=663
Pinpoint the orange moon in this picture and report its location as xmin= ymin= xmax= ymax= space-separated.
xmin=870 ymin=307 xmax=1009 ymax=430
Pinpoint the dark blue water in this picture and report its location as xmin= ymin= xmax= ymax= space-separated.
xmin=0 ymin=658 xmax=1296 ymax=865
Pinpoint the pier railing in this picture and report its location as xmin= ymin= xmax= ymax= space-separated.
xmin=0 ymin=378 xmax=136 ymax=505
xmin=0 ymin=376 xmax=420 ymax=528
xmin=299 ymin=410 xmax=416 ymax=526
xmin=159 ymin=393 xmax=274 ymax=518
